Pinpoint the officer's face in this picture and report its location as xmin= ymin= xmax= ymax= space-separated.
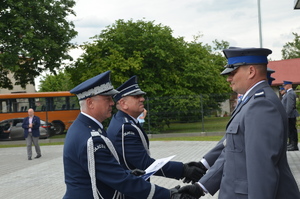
xmin=227 ymin=65 xmax=250 ymax=94
xmin=91 ymin=95 xmax=115 ymax=122
xmin=121 ymin=95 xmax=145 ymax=118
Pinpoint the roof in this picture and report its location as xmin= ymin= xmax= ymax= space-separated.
xmin=268 ymin=58 xmax=300 ymax=86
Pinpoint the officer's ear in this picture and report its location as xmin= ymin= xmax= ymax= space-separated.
xmin=119 ymin=97 xmax=130 ymax=110
xmin=248 ymin=65 xmax=257 ymax=79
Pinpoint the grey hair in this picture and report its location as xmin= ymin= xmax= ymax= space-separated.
xmin=79 ymin=99 xmax=86 ymax=112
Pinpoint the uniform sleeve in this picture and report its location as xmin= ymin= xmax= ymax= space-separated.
xmin=286 ymin=92 xmax=296 ymax=116
xmin=200 ymin=149 xmax=224 ymax=195
xmin=203 ymin=136 xmax=225 ymax=167
xmin=81 ymin=136 xmax=170 ymax=199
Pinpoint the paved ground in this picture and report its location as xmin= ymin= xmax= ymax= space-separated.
xmin=0 ymin=141 xmax=300 ymax=199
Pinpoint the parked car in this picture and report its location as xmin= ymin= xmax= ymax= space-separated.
xmin=0 ymin=118 xmax=55 ymax=140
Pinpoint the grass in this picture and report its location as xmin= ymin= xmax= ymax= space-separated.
xmin=161 ymin=116 xmax=229 ymax=133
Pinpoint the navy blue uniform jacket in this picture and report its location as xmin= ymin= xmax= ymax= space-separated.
xmin=22 ymin=116 xmax=40 ymax=138
xmin=63 ymin=113 xmax=170 ymax=199
xmin=107 ymin=111 xmax=183 ymax=179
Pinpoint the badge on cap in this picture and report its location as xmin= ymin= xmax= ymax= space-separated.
xmin=70 ymin=71 xmax=119 ymax=100
xmin=113 ymin=76 xmax=146 ymax=102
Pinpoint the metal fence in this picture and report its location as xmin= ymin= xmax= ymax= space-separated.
xmin=142 ymin=93 xmax=238 ymax=133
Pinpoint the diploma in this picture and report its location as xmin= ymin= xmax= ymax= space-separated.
xmin=142 ymin=155 xmax=176 ymax=180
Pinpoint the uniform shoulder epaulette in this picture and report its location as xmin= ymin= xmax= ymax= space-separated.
xmin=90 ymin=129 xmax=101 ymax=137
xmin=123 ymin=117 xmax=136 ymax=125
xmin=254 ymin=89 xmax=265 ymax=99
xmin=122 ymin=117 xmax=131 ymax=124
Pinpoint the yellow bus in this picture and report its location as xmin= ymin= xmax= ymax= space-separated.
xmin=0 ymin=91 xmax=80 ymax=134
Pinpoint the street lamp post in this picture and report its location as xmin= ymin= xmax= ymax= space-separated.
xmin=257 ymin=0 xmax=263 ymax=48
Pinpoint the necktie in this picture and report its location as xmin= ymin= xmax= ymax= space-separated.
xmin=237 ymin=95 xmax=243 ymax=105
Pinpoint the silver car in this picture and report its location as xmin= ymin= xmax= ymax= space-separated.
xmin=0 ymin=118 xmax=55 ymax=140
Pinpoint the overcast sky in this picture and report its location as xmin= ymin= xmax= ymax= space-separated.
xmin=68 ymin=0 xmax=300 ymax=60
xmin=35 ymin=0 xmax=300 ymax=88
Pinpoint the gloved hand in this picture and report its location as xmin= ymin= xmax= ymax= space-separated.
xmin=130 ymin=169 xmax=146 ymax=176
xmin=181 ymin=161 xmax=207 ymax=183
xmin=178 ymin=183 xmax=205 ymax=198
xmin=170 ymin=186 xmax=198 ymax=199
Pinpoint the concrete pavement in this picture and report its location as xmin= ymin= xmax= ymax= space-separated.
xmin=0 ymin=141 xmax=300 ymax=199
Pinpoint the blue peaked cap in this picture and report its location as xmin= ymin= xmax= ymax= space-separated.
xmin=221 ymin=47 xmax=272 ymax=75
xmin=113 ymin=76 xmax=146 ymax=102
xmin=70 ymin=70 xmax=119 ymax=100
xmin=267 ymin=68 xmax=276 ymax=85
xmin=279 ymin=87 xmax=285 ymax=91
xmin=283 ymin=80 xmax=293 ymax=85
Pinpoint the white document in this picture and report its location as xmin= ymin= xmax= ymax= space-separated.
xmin=142 ymin=155 xmax=176 ymax=180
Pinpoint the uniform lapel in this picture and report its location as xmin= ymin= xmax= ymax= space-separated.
xmin=227 ymin=81 xmax=269 ymax=129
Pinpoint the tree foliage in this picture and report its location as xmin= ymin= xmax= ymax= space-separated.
xmin=65 ymin=19 xmax=231 ymax=130
xmin=0 ymin=0 xmax=77 ymax=89
xmin=67 ymin=19 xmax=230 ymax=96
xmin=282 ymin=32 xmax=300 ymax=59
xmin=39 ymin=70 xmax=75 ymax=92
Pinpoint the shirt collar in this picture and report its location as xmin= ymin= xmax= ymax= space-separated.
xmin=81 ymin=112 xmax=103 ymax=129
xmin=129 ymin=115 xmax=138 ymax=123
xmin=242 ymin=80 xmax=265 ymax=101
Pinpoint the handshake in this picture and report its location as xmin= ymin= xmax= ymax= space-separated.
xmin=170 ymin=183 xmax=205 ymax=199
xmin=170 ymin=161 xmax=206 ymax=199
xmin=131 ymin=161 xmax=207 ymax=199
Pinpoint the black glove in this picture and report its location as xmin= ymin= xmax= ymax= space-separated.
xmin=130 ymin=169 xmax=145 ymax=176
xmin=170 ymin=186 xmax=198 ymax=199
xmin=178 ymin=183 xmax=204 ymax=198
xmin=181 ymin=161 xmax=207 ymax=183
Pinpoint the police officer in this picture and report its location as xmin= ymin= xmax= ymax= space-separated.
xmin=282 ymin=80 xmax=299 ymax=151
xmin=182 ymin=67 xmax=278 ymax=181
xmin=63 ymin=71 xmax=195 ymax=199
xmin=178 ymin=47 xmax=300 ymax=199
xmin=106 ymin=76 xmax=206 ymax=191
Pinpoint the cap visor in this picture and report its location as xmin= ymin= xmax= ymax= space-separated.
xmin=100 ymin=89 xmax=120 ymax=96
xmin=221 ymin=67 xmax=235 ymax=75
xmin=130 ymin=90 xmax=146 ymax=96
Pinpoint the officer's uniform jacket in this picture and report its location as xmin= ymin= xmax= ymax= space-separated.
xmin=200 ymin=81 xmax=300 ymax=199
xmin=63 ymin=113 xmax=170 ymax=199
xmin=107 ymin=110 xmax=183 ymax=180
xmin=281 ymin=88 xmax=299 ymax=118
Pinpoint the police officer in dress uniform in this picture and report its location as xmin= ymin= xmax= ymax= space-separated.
xmin=282 ymin=80 xmax=299 ymax=151
xmin=279 ymin=86 xmax=286 ymax=100
xmin=180 ymin=66 xmax=278 ymax=183
xmin=106 ymin=76 xmax=206 ymax=190
xmin=178 ymin=47 xmax=300 ymax=199
xmin=63 ymin=71 xmax=196 ymax=199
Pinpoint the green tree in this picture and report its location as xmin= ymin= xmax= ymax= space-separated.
xmin=66 ymin=19 xmax=231 ymax=130
xmin=67 ymin=19 xmax=229 ymax=96
xmin=39 ymin=70 xmax=75 ymax=92
xmin=282 ymin=32 xmax=300 ymax=59
xmin=0 ymin=0 xmax=77 ymax=89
